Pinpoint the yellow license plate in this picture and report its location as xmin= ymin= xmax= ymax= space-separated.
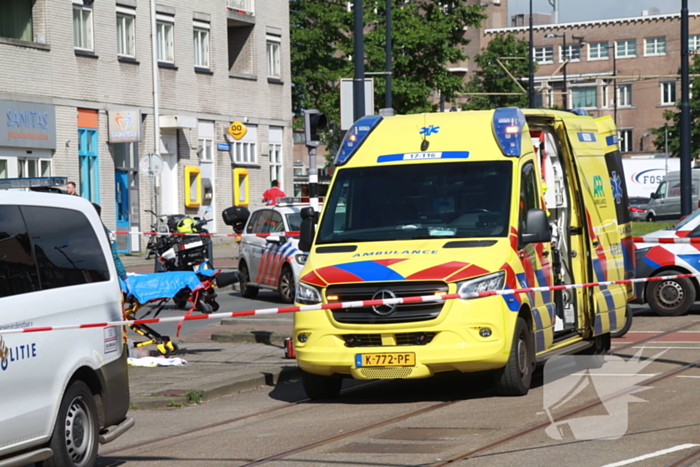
xmin=356 ymin=352 xmax=415 ymax=367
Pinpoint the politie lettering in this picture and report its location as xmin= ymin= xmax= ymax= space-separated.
xmin=0 ymin=343 xmax=38 ymax=371
xmin=6 ymin=109 xmax=50 ymax=130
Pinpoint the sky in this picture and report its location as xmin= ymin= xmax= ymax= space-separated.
xmin=509 ymin=0 xmax=700 ymax=23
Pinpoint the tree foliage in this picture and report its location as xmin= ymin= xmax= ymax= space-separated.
xmin=290 ymin=0 xmax=487 ymax=136
xmin=463 ymin=34 xmax=532 ymax=110
xmin=650 ymin=55 xmax=700 ymax=158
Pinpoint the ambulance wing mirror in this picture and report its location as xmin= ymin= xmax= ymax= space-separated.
xmin=299 ymin=207 xmax=316 ymax=252
xmin=521 ymin=209 xmax=551 ymax=244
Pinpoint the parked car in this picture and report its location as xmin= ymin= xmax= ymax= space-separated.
xmin=0 ymin=188 xmax=133 ymax=467
xmin=645 ymin=169 xmax=700 ymax=221
xmin=224 ymin=198 xmax=319 ymax=303
xmin=628 ymin=196 xmax=650 ymax=222
xmin=634 ymin=208 xmax=700 ymax=315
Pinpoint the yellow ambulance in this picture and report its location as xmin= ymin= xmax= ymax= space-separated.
xmin=294 ymin=108 xmax=632 ymax=399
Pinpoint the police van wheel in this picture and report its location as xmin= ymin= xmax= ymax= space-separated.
xmin=495 ymin=318 xmax=534 ymax=397
xmin=611 ymin=305 xmax=633 ymax=338
xmin=43 ymin=380 xmax=98 ymax=467
xmin=239 ymin=262 xmax=259 ymax=299
xmin=278 ymin=266 xmax=295 ymax=303
xmin=302 ymin=371 xmax=342 ymax=400
xmin=647 ymin=271 xmax=696 ymax=316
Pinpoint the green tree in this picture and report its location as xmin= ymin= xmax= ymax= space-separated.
xmin=463 ymin=34 xmax=532 ymax=110
xmin=290 ymin=0 xmax=486 ymax=139
xmin=650 ymin=55 xmax=700 ymax=158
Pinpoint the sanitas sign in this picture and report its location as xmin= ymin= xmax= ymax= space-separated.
xmin=108 ymin=109 xmax=142 ymax=143
xmin=1 ymin=100 xmax=56 ymax=149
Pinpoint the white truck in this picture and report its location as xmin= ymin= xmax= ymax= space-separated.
xmin=622 ymin=156 xmax=680 ymax=198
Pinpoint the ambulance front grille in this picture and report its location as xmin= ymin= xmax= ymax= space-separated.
xmin=328 ymin=282 xmax=447 ymax=324
xmin=359 ymin=367 xmax=413 ymax=379
xmin=340 ymin=332 xmax=436 ymax=347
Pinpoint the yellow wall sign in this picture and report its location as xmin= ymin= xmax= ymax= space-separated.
xmin=228 ymin=121 xmax=247 ymax=140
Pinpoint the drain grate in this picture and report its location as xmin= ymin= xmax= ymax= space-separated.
xmin=327 ymin=443 xmax=456 ymax=454
xmin=376 ymin=427 xmax=498 ymax=441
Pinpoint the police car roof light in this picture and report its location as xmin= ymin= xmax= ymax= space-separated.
xmin=334 ymin=115 xmax=383 ymax=166
xmin=0 ymin=177 xmax=68 ymax=190
xmin=492 ymin=107 xmax=526 ymax=157
xmin=276 ymin=197 xmax=324 ymax=206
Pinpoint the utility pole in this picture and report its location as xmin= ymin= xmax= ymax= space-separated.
xmin=680 ymin=0 xmax=692 ymax=216
xmin=385 ymin=0 xmax=392 ymax=109
xmin=528 ymin=0 xmax=535 ymax=108
xmin=353 ymin=0 xmax=365 ymax=122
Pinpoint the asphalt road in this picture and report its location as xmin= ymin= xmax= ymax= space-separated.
xmin=104 ymin=304 xmax=700 ymax=467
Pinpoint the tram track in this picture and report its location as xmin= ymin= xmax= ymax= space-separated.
xmin=100 ymin=320 xmax=700 ymax=466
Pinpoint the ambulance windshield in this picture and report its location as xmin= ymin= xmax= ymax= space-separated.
xmin=317 ymin=161 xmax=512 ymax=244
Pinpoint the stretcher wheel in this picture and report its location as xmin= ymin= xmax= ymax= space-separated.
xmin=156 ymin=341 xmax=179 ymax=357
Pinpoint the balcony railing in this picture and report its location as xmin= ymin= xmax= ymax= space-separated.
xmin=227 ymin=0 xmax=255 ymax=16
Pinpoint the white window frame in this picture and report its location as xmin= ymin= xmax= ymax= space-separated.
xmin=73 ymin=3 xmax=94 ymax=51
xmin=534 ymin=46 xmax=553 ymax=64
xmin=17 ymin=158 xmax=50 ymax=178
xmin=559 ymin=43 xmax=581 ymax=63
xmin=615 ymin=39 xmax=636 ymax=58
xmin=233 ymin=141 xmax=257 ymax=164
xmin=571 ymin=86 xmax=598 ymax=109
xmin=644 ymin=37 xmax=666 ymax=56
xmin=661 ymin=81 xmax=676 ymax=105
xmin=588 ymin=42 xmax=610 ymax=61
xmin=617 ymin=84 xmax=632 ymax=107
xmin=198 ymin=138 xmax=213 ymax=162
xmin=193 ymin=20 xmax=210 ymax=68
xmin=156 ymin=14 xmax=175 ymax=63
xmin=116 ymin=7 xmax=136 ymax=58
xmin=690 ymin=35 xmax=700 ymax=52
xmin=618 ymin=129 xmax=632 ymax=152
xmin=266 ymin=35 xmax=281 ymax=78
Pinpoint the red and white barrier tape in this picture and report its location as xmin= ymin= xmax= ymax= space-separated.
xmin=113 ymin=230 xmax=299 ymax=238
xmin=1 ymin=272 xmax=697 ymax=336
xmin=633 ymin=236 xmax=700 ymax=245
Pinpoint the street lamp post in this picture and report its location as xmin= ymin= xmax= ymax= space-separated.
xmin=545 ymin=33 xmax=585 ymax=110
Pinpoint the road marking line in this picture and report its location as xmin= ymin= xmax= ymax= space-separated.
xmin=630 ymin=346 xmax=700 ymax=349
xmin=676 ymin=375 xmax=700 ymax=378
xmin=571 ymin=374 xmax=659 ymax=377
xmin=600 ymin=444 xmax=700 ymax=467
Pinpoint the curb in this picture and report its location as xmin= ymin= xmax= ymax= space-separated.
xmin=220 ymin=318 xmax=293 ymax=326
xmin=211 ymin=330 xmax=292 ymax=344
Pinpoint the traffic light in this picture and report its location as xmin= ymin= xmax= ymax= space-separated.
xmin=304 ymin=109 xmax=327 ymax=146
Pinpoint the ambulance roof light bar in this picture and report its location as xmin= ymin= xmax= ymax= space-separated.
xmin=0 ymin=177 xmax=68 ymax=190
xmin=492 ymin=107 xmax=526 ymax=158
xmin=333 ymin=115 xmax=383 ymax=166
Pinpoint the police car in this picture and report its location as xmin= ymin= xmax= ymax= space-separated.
xmin=237 ymin=198 xmax=319 ymax=303
xmin=634 ymin=208 xmax=700 ymax=316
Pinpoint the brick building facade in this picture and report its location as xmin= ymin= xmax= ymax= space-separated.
xmin=0 ymin=0 xmax=292 ymax=252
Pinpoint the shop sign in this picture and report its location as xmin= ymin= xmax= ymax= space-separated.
xmin=108 ymin=109 xmax=142 ymax=143
xmin=1 ymin=100 xmax=56 ymax=149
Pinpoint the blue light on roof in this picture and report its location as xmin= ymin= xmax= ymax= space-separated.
xmin=571 ymin=108 xmax=590 ymax=116
xmin=333 ymin=115 xmax=383 ymax=166
xmin=492 ymin=107 xmax=526 ymax=157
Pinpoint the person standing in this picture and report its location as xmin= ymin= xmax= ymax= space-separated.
xmin=262 ymin=180 xmax=286 ymax=205
xmin=66 ymin=181 xmax=79 ymax=196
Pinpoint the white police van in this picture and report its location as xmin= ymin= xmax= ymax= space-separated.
xmin=0 ymin=181 xmax=133 ymax=467
xmin=235 ymin=198 xmax=318 ymax=303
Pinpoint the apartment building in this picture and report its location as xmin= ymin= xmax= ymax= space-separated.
xmin=0 ymin=0 xmax=292 ymax=252
xmin=483 ymin=12 xmax=700 ymax=156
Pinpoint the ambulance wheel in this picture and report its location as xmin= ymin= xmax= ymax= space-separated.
xmin=239 ymin=262 xmax=259 ymax=299
xmin=611 ymin=305 xmax=633 ymax=338
xmin=301 ymin=371 xmax=342 ymax=400
xmin=278 ymin=265 xmax=295 ymax=303
xmin=494 ymin=317 xmax=535 ymax=396
xmin=646 ymin=271 xmax=696 ymax=316
xmin=42 ymin=380 xmax=98 ymax=467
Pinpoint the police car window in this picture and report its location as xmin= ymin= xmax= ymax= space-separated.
xmin=285 ymin=213 xmax=302 ymax=231
xmin=0 ymin=205 xmax=41 ymax=297
xmin=259 ymin=211 xmax=277 ymax=234
xmin=270 ymin=212 xmax=284 ymax=233
xmin=20 ymin=206 xmax=110 ymax=290
xmin=246 ymin=211 xmax=262 ymax=234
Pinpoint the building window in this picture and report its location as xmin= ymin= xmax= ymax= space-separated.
xmin=0 ymin=160 xmax=6 ymax=178
xmin=559 ymin=44 xmax=581 ymax=63
xmin=615 ymin=39 xmax=636 ymax=58
xmin=156 ymin=15 xmax=174 ymax=62
xmin=116 ymin=7 xmax=135 ymax=57
xmin=588 ymin=41 xmax=610 ymax=60
xmin=0 ymin=0 xmax=33 ymax=41
xmin=661 ymin=82 xmax=676 ymax=105
xmin=17 ymin=159 xmax=50 ymax=178
xmin=618 ymin=129 xmax=632 ymax=152
xmin=73 ymin=4 xmax=94 ymax=51
xmin=571 ymin=87 xmax=597 ymax=108
xmin=617 ymin=84 xmax=632 ymax=107
xmin=198 ymin=138 xmax=213 ymax=162
xmin=534 ymin=46 xmax=553 ymax=64
xmin=78 ymin=128 xmax=99 ymax=203
xmin=269 ymin=143 xmax=282 ymax=183
xmin=266 ymin=35 xmax=281 ymax=78
xmin=644 ymin=37 xmax=666 ymax=56
xmin=193 ymin=21 xmax=210 ymax=68
xmin=233 ymin=141 xmax=256 ymax=164
xmin=690 ymin=35 xmax=700 ymax=52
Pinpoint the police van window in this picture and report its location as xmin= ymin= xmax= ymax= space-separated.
xmin=246 ymin=211 xmax=262 ymax=234
xmin=519 ymin=163 xmax=539 ymax=233
xmin=259 ymin=211 xmax=277 ymax=234
xmin=0 ymin=205 xmax=41 ymax=297
xmin=655 ymin=181 xmax=667 ymax=198
xmin=20 ymin=206 xmax=110 ymax=290
xmin=285 ymin=213 xmax=302 ymax=231
xmin=269 ymin=211 xmax=284 ymax=232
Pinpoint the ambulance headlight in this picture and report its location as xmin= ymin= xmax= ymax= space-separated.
xmin=296 ymin=282 xmax=322 ymax=304
xmin=457 ymin=271 xmax=505 ymax=295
